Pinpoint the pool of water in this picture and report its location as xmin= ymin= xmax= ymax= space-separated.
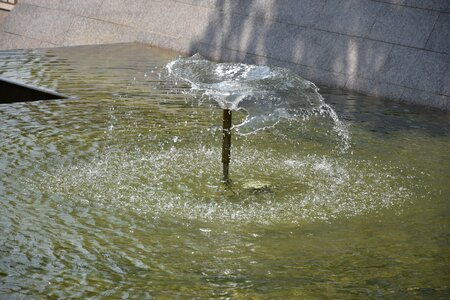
xmin=0 ymin=43 xmax=449 ymax=298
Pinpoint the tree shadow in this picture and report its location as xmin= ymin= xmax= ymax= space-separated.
xmin=186 ymin=0 xmax=449 ymax=137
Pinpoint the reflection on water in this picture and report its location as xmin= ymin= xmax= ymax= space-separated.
xmin=0 ymin=43 xmax=449 ymax=298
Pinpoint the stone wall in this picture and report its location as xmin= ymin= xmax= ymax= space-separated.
xmin=0 ymin=0 xmax=449 ymax=110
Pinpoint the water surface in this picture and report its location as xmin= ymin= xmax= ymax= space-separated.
xmin=0 ymin=43 xmax=449 ymax=299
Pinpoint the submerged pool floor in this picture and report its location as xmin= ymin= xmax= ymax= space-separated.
xmin=0 ymin=43 xmax=449 ymax=298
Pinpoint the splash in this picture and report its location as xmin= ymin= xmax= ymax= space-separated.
xmin=38 ymin=146 xmax=416 ymax=225
xmin=167 ymin=54 xmax=350 ymax=149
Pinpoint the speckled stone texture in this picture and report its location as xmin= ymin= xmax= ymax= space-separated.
xmin=0 ymin=0 xmax=448 ymax=110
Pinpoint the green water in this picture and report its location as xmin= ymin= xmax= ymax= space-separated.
xmin=0 ymin=43 xmax=449 ymax=299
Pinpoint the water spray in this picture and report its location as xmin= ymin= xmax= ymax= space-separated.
xmin=167 ymin=54 xmax=349 ymax=183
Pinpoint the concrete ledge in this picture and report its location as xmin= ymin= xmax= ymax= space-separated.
xmin=2 ymin=4 xmax=74 ymax=45
xmin=0 ymin=31 xmax=44 ymax=49
xmin=0 ymin=0 xmax=448 ymax=110
xmin=63 ymin=17 xmax=138 ymax=46
xmin=0 ymin=2 xmax=15 ymax=11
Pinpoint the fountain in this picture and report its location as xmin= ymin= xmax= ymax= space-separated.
xmin=0 ymin=43 xmax=448 ymax=298
xmin=166 ymin=53 xmax=350 ymax=184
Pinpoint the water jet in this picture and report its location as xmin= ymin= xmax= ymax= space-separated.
xmin=166 ymin=53 xmax=350 ymax=184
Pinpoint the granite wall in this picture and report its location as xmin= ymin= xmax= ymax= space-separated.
xmin=0 ymin=0 xmax=449 ymax=110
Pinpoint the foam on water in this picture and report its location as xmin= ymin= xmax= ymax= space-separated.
xmin=35 ymin=144 xmax=416 ymax=225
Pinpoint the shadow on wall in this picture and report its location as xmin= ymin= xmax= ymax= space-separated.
xmin=187 ymin=0 xmax=391 ymax=87
xmin=186 ymin=0 xmax=449 ymax=112
xmin=185 ymin=0 xmax=450 ymax=133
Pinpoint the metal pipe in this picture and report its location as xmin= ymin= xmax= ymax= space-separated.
xmin=222 ymin=109 xmax=232 ymax=183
